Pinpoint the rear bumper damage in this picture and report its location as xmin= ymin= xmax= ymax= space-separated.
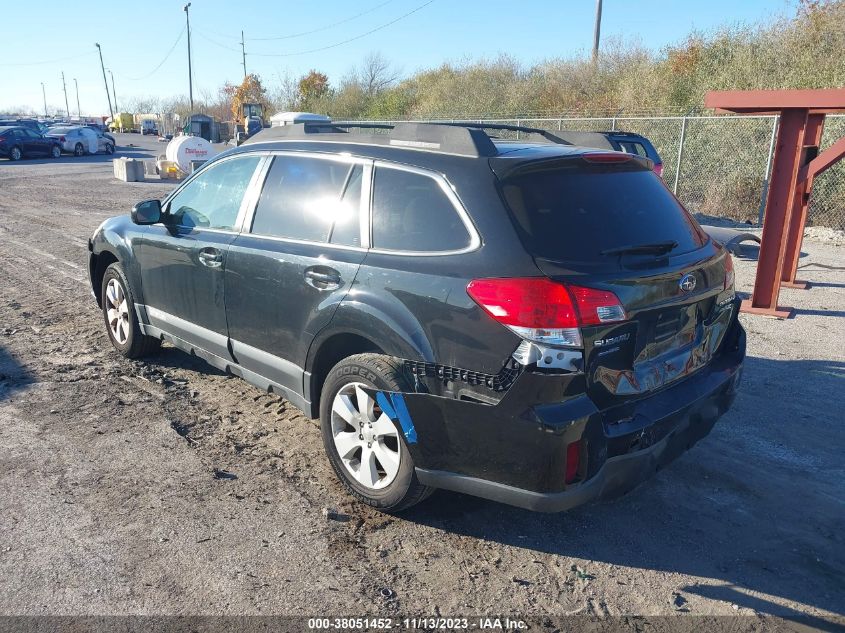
xmin=371 ymin=318 xmax=745 ymax=512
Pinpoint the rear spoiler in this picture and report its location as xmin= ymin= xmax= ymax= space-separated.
xmin=489 ymin=151 xmax=654 ymax=180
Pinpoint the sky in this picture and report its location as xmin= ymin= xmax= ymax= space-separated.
xmin=1 ymin=0 xmax=799 ymax=117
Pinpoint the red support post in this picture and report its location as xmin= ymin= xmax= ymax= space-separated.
xmin=781 ymin=114 xmax=825 ymax=289
xmin=704 ymin=89 xmax=845 ymax=319
xmin=740 ymin=108 xmax=807 ymax=318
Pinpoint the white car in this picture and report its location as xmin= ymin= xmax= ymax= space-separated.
xmin=45 ymin=126 xmax=115 ymax=156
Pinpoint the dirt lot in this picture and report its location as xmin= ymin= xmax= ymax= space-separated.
xmin=0 ymin=134 xmax=843 ymax=624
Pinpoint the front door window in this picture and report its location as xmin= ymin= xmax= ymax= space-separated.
xmin=166 ymin=156 xmax=261 ymax=230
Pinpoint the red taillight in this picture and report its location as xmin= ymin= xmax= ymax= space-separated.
xmin=565 ymin=441 xmax=581 ymax=484
xmin=724 ymin=253 xmax=735 ymax=290
xmin=653 ymin=163 xmax=664 ymax=177
xmin=59 ymin=135 xmax=66 ymax=142
xmin=568 ymin=286 xmax=627 ymax=326
xmin=466 ymin=278 xmax=626 ymax=348
xmin=465 ymin=278 xmax=578 ymax=328
xmin=0 ymin=136 xmax=5 ymax=143
xmin=582 ymin=152 xmax=632 ymax=164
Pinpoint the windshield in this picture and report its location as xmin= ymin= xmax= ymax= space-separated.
xmin=47 ymin=127 xmax=75 ymax=135
xmin=499 ymin=160 xmax=707 ymax=262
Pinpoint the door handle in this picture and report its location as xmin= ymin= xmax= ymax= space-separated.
xmin=304 ymin=267 xmax=342 ymax=290
xmin=198 ymin=247 xmax=223 ymax=268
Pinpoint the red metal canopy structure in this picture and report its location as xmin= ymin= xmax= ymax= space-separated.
xmin=704 ymin=88 xmax=845 ymax=318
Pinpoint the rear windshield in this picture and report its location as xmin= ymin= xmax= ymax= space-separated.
xmin=499 ymin=161 xmax=706 ymax=262
xmin=48 ymin=127 xmax=74 ymax=134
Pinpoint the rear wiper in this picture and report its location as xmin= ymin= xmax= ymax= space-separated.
xmin=601 ymin=241 xmax=678 ymax=256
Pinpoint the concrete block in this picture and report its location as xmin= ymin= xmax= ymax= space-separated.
xmin=143 ymin=160 xmax=158 ymax=177
xmin=113 ymin=157 xmax=144 ymax=182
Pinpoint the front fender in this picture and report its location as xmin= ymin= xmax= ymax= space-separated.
xmin=89 ymin=215 xmax=147 ymax=306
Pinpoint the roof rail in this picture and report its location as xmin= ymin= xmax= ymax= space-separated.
xmin=241 ymin=121 xmax=571 ymax=157
xmin=434 ymin=121 xmax=572 ymax=145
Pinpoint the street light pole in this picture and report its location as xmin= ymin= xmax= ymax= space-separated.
xmin=95 ymin=43 xmax=114 ymax=121
xmin=73 ymin=78 xmax=81 ymax=117
xmin=41 ymin=82 xmax=48 ymax=118
xmin=592 ymin=0 xmax=603 ymax=62
xmin=61 ymin=72 xmax=70 ymax=118
xmin=108 ymin=70 xmax=118 ymax=112
xmin=184 ymin=3 xmax=194 ymax=111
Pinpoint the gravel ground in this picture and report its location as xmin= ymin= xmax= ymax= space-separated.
xmin=0 ymin=135 xmax=843 ymax=624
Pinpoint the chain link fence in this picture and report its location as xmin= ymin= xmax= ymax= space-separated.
xmin=352 ymin=114 xmax=845 ymax=230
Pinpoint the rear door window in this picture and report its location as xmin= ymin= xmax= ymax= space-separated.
xmin=500 ymin=161 xmax=706 ymax=263
xmin=251 ymin=155 xmax=356 ymax=243
xmin=329 ymin=165 xmax=363 ymax=247
xmin=371 ymin=167 xmax=471 ymax=252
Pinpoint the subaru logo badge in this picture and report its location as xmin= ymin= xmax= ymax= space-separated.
xmin=679 ymin=274 xmax=697 ymax=292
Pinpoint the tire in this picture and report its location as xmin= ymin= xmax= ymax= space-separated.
xmin=105 ymin=143 xmax=114 ymax=155
xmin=9 ymin=146 xmax=22 ymax=161
xmin=50 ymin=145 xmax=61 ymax=159
xmin=320 ymin=353 xmax=434 ymax=512
xmin=101 ymin=262 xmax=160 ymax=359
xmin=74 ymin=142 xmax=84 ymax=156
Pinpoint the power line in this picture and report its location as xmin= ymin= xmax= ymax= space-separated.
xmin=195 ymin=29 xmax=242 ymax=53
xmin=199 ymin=0 xmax=397 ymax=42
xmin=118 ymin=26 xmax=186 ymax=81
xmin=0 ymin=50 xmax=95 ymax=67
xmin=250 ymin=0 xmax=397 ymax=41
xmin=249 ymin=0 xmax=435 ymax=58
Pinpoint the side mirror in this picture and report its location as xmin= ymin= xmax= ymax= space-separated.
xmin=131 ymin=199 xmax=162 ymax=225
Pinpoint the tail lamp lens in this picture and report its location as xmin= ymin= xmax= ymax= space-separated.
xmin=466 ymin=278 xmax=626 ymax=348
xmin=724 ymin=253 xmax=735 ymax=290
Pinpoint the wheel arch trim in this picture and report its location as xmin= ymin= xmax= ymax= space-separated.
xmin=304 ymin=302 xmax=435 ymax=414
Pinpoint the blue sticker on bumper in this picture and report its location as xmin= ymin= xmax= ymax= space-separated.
xmin=376 ymin=391 xmax=417 ymax=445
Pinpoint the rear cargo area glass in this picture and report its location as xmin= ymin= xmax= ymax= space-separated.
xmin=500 ymin=162 xmax=706 ymax=262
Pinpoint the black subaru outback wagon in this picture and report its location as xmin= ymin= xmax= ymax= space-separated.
xmin=88 ymin=122 xmax=745 ymax=512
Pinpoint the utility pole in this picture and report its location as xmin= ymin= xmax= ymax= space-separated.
xmin=73 ymin=78 xmax=81 ymax=117
xmin=61 ymin=72 xmax=70 ymax=118
xmin=41 ymin=82 xmax=48 ymax=118
xmin=592 ymin=0 xmax=603 ymax=62
xmin=95 ymin=43 xmax=114 ymax=121
xmin=108 ymin=70 xmax=118 ymax=112
xmin=184 ymin=3 xmax=194 ymax=111
xmin=241 ymin=30 xmax=247 ymax=80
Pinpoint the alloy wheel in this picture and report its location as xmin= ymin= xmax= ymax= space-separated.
xmin=105 ymin=278 xmax=130 ymax=345
xmin=330 ymin=382 xmax=401 ymax=490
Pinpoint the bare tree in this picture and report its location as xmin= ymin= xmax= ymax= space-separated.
xmin=268 ymin=69 xmax=302 ymax=112
xmin=123 ymin=95 xmax=162 ymax=115
xmin=358 ymin=52 xmax=399 ymax=96
xmin=0 ymin=105 xmax=36 ymax=116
